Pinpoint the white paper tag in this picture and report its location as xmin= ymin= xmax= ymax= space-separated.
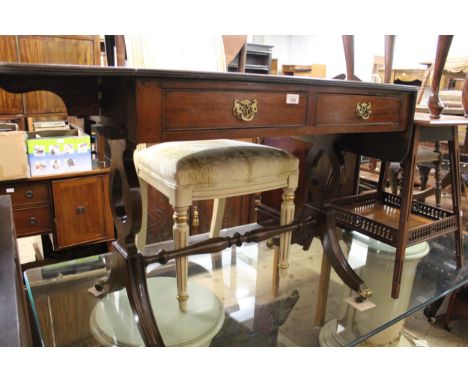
xmin=286 ymin=94 xmax=300 ymax=104
xmin=5 ymin=188 xmax=14 ymax=193
xmin=344 ymin=296 xmax=376 ymax=312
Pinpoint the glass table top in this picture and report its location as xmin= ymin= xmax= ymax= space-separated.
xmin=24 ymin=224 xmax=468 ymax=347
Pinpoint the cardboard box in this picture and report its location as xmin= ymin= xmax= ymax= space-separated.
xmin=0 ymin=131 xmax=30 ymax=181
xmin=27 ymin=129 xmax=92 ymax=177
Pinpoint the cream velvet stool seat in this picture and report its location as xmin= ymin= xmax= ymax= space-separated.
xmin=134 ymin=139 xmax=299 ymax=310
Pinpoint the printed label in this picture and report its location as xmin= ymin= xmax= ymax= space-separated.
xmin=286 ymin=94 xmax=300 ymax=104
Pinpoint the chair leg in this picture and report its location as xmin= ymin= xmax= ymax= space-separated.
xmin=279 ymin=187 xmax=296 ymax=270
xmin=135 ymin=178 xmax=148 ymax=253
xmin=173 ymin=205 xmax=190 ymax=312
xmin=389 ymin=162 xmax=401 ymax=195
xmin=209 ymin=198 xmax=226 ymax=269
xmin=418 ymin=164 xmax=430 ymax=191
xmin=434 ymin=141 xmax=442 ymax=208
xmin=209 ymin=198 xmax=226 ymax=238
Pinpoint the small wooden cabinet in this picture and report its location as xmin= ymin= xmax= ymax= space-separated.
xmin=0 ymin=167 xmax=114 ymax=250
xmin=52 ymin=175 xmax=113 ymax=249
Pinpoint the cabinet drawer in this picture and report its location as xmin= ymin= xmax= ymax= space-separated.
xmin=316 ymin=93 xmax=401 ymax=129
xmin=0 ymin=182 xmax=49 ymax=206
xmin=164 ymin=90 xmax=308 ymax=130
xmin=14 ymin=205 xmax=52 ymax=236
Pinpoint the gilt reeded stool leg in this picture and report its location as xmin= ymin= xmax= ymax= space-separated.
xmin=134 ymin=139 xmax=299 ymax=311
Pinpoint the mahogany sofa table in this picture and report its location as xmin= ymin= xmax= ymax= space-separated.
xmin=0 ymin=63 xmax=419 ymax=346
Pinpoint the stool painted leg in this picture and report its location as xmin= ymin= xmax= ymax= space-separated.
xmin=210 ymin=198 xmax=226 ymax=238
xmin=135 ymin=178 xmax=148 ymax=253
xmin=173 ymin=206 xmax=190 ymax=311
xmin=279 ymin=187 xmax=296 ymax=270
xmin=209 ymin=198 xmax=226 ymax=270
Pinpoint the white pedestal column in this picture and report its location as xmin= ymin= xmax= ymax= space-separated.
xmin=319 ymin=232 xmax=430 ymax=347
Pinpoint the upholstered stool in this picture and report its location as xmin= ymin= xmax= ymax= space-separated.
xmin=134 ymin=139 xmax=299 ymax=310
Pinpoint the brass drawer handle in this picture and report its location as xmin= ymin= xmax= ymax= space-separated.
xmin=356 ymin=102 xmax=372 ymax=120
xmin=76 ymin=206 xmax=86 ymax=215
xmin=29 ymin=217 xmax=37 ymax=225
xmin=25 ymin=190 xmax=33 ymax=198
xmin=233 ymin=99 xmax=258 ymax=122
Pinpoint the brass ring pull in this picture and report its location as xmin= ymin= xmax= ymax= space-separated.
xmin=232 ymin=99 xmax=258 ymax=122
xmin=76 ymin=206 xmax=86 ymax=215
xmin=355 ymin=102 xmax=372 ymax=120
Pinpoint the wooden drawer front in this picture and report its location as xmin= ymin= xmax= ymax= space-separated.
xmin=164 ymin=90 xmax=308 ymax=130
xmin=52 ymin=176 xmax=107 ymax=248
xmin=1 ymin=182 xmax=49 ymax=206
xmin=316 ymin=93 xmax=401 ymax=128
xmin=14 ymin=206 xmax=52 ymax=236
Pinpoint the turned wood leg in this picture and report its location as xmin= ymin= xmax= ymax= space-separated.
xmin=417 ymin=164 xmax=431 ymax=203
xmin=209 ymin=198 xmax=226 ymax=269
xmin=279 ymin=187 xmax=296 ymax=270
xmin=173 ymin=205 xmax=190 ymax=311
xmin=135 ymin=178 xmax=148 ymax=253
xmin=447 ymin=127 xmax=464 ymax=269
xmin=389 ymin=162 xmax=401 ymax=195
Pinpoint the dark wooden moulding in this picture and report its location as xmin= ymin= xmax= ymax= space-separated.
xmin=0 ymin=62 xmax=420 ymax=346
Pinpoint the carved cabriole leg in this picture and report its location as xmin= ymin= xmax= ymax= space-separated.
xmin=428 ymin=35 xmax=453 ymax=119
xmin=173 ymin=205 xmax=190 ymax=311
xmin=278 ymin=187 xmax=296 ymax=270
xmin=106 ymin=137 xmax=164 ymax=347
xmin=447 ymin=126 xmax=464 ymax=269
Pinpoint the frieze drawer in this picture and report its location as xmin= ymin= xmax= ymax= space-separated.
xmin=163 ymin=90 xmax=308 ymax=130
xmin=0 ymin=182 xmax=49 ymax=207
xmin=315 ymin=93 xmax=402 ymax=130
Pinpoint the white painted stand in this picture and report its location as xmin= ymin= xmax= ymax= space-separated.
xmin=319 ymin=232 xmax=430 ymax=347
xmin=89 ymin=277 xmax=225 ymax=347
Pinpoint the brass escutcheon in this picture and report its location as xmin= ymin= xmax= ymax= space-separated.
xmin=233 ymin=99 xmax=258 ymax=121
xmin=355 ymin=102 xmax=372 ymax=120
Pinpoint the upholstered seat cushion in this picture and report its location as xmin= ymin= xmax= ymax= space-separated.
xmin=134 ymin=139 xmax=299 ymax=190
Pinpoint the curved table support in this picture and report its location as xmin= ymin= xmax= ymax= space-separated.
xmin=95 ymin=134 xmax=165 ymax=347
xmin=300 ymin=136 xmax=372 ymax=326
